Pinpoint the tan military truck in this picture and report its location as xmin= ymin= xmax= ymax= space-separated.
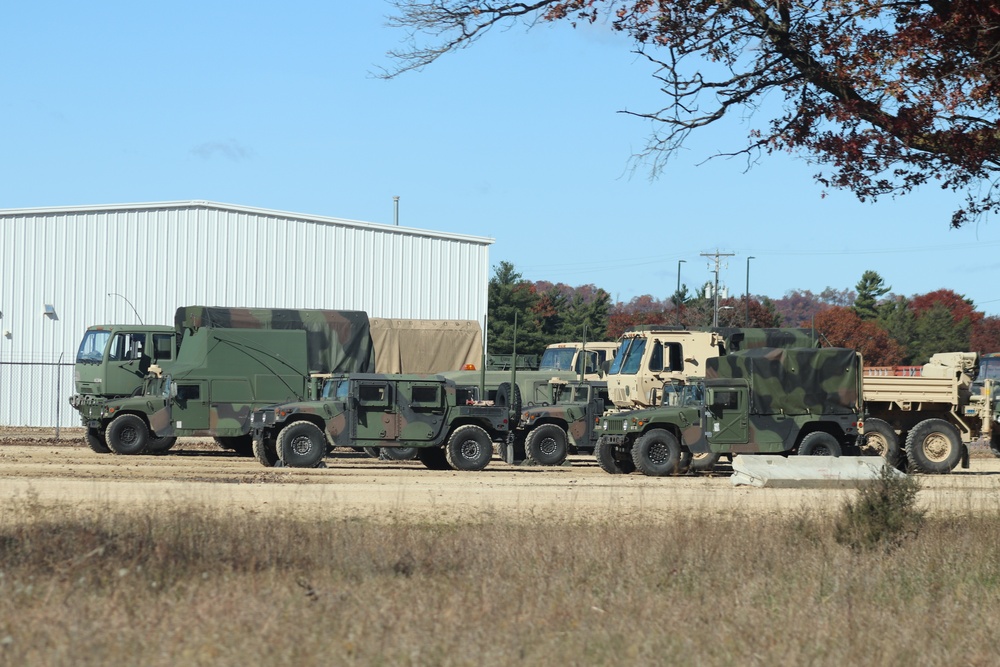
xmin=861 ymin=352 xmax=998 ymax=473
xmin=538 ymin=341 xmax=620 ymax=376
xmin=604 ymin=327 xmax=819 ymax=410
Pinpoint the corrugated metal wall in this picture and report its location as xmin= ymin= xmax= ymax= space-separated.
xmin=0 ymin=201 xmax=492 ymax=427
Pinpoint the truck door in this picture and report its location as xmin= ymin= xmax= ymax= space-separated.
xmin=106 ymin=332 xmax=151 ymax=396
xmin=399 ymin=382 xmax=447 ymax=443
xmin=704 ymin=386 xmax=749 ymax=447
xmin=171 ymin=380 xmax=210 ymax=432
xmin=350 ymin=379 xmax=399 ymax=443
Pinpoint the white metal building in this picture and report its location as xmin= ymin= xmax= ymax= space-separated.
xmin=0 ymin=201 xmax=493 ymax=427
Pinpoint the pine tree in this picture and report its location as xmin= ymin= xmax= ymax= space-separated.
xmin=854 ymin=271 xmax=891 ymax=321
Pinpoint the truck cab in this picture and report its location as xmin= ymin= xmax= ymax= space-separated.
xmin=71 ymin=325 xmax=178 ymax=402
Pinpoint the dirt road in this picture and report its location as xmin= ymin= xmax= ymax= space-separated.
xmin=2 ymin=437 xmax=1000 ymax=522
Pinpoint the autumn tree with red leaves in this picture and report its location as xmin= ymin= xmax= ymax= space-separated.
xmin=387 ymin=1 xmax=1000 ymax=226
xmin=814 ymin=306 xmax=902 ymax=366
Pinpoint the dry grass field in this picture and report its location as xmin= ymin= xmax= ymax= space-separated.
xmin=2 ymin=434 xmax=1000 ymax=665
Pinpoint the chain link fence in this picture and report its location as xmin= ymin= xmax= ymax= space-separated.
xmin=0 ymin=359 xmax=77 ymax=431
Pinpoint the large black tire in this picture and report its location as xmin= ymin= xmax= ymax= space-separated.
xmin=797 ymin=431 xmax=842 ymax=456
xmin=85 ymin=428 xmax=110 ymax=454
xmin=496 ymin=382 xmax=522 ymax=421
xmin=216 ymin=435 xmax=254 ymax=457
xmin=990 ymin=432 xmax=1000 ymax=460
xmin=525 ymin=424 xmax=569 ymax=466
xmin=253 ymin=435 xmax=279 ymax=467
xmin=595 ymin=436 xmax=636 ymax=475
xmin=905 ymin=418 xmax=962 ymax=474
xmin=363 ymin=447 xmax=381 ymax=459
xmin=382 ymin=447 xmax=419 ymax=461
xmin=147 ymin=435 xmax=177 ymax=453
xmin=445 ymin=425 xmax=493 ymax=471
xmin=858 ymin=418 xmax=900 ymax=466
xmin=277 ymin=422 xmax=327 ymax=468
xmin=688 ymin=451 xmax=721 ymax=472
xmin=106 ymin=414 xmax=150 ymax=455
xmin=416 ymin=446 xmax=451 ymax=470
xmin=632 ymin=429 xmax=682 ymax=476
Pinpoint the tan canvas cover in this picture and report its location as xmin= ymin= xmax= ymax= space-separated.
xmin=369 ymin=318 xmax=483 ymax=374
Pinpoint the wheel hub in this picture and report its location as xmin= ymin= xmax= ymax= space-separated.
xmin=291 ymin=435 xmax=313 ymax=456
xmin=649 ymin=443 xmax=669 ymax=465
xmin=922 ymin=433 xmax=950 ymax=463
xmin=460 ymin=439 xmax=482 ymax=459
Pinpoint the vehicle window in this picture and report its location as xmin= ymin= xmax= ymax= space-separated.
xmin=176 ymin=384 xmax=200 ymax=401
xmin=358 ymin=384 xmax=389 ymax=406
xmin=608 ymin=339 xmax=631 ymax=375
xmin=152 ymin=334 xmax=174 ymax=361
xmin=619 ymin=339 xmax=647 ymax=375
xmin=108 ymin=333 xmax=146 ymax=362
xmin=648 ymin=342 xmax=663 ymax=372
xmin=76 ymin=330 xmax=111 ymax=364
xmin=710 ymin=389 xmax=739 ymax=412
xmin=411 ymin=385 xmax=440 ymax=405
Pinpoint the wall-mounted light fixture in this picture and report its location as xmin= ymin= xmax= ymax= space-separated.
xmin=43 ymin=304 xmax=58 ymax=320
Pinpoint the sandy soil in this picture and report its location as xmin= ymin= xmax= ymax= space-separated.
xmin=2 ymin=432 xmax=1000 ymax=522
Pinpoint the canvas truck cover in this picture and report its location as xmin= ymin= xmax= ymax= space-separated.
xmin=174 ymin=307 xmax=375 ymax=374
xmin=369 ymin=318 xmax=483 ymax=373
xmin=706 ymin=347 xmax=860 ymax=416
xmin=710 ymin=327 xmax=820 ymax=351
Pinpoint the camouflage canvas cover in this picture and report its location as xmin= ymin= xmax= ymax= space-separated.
xmin=174 ymin=306 xmax=375 ymax=374
xmin=706 ymin=347 xmax=860 ymax=416
xmin=709 ymin=327 xmax=819 ymax=351
xmin=369 ymin=318 xmax=483 ymax=374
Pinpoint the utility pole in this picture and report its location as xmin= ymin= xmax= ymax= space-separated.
xmin=701 ymin=250 xmax=735 ymax=327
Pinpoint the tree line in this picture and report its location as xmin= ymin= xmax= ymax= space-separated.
xmin=488 ymin=262 xmax=1000 ymax=366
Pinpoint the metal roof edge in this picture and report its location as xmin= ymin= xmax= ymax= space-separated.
xmin=0 ymin=200 xmax=495 ymax=246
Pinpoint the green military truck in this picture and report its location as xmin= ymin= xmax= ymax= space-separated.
xmin=503 ymin=379 xmax=609 ymax=465
xmin=81 ymin=308 xmax=377 ymax=455
xmin=70 ymin=307 xmax=375 ymax=453
xmin=249 ymin=374 xmax=510 ymax=471
xmin=595 ymin=347 xmax=864 ymax=476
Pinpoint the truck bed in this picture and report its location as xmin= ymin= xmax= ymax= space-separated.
xmin=862 ymin=375 xmax=960 ymax=408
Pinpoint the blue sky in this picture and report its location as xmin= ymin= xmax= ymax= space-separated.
xmin=4 ymin=2 xmax=1000 ymax=315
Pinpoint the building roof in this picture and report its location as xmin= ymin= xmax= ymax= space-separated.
xmin=0 ymin=200 xmax=494 ymax=246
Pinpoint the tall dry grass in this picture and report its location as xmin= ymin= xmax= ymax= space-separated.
xmin=1 ymin=490 xmax=999 ymax=666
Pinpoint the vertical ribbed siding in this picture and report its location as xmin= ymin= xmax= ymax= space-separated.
xmin=0 ymin=202 xmax=491 ymax=426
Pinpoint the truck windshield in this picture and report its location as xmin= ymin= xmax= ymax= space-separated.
xmin=978 ymin=356 xmax=1000 ymax=381
xmin=539 ymin=348 xmax=576 ymax=371
xmin=76 ymin=330 xmax=111 ymax=364
xmin=610 ymin=338 xmax=646 ymax=375
xmin=661 ymin=382 xmax=703 ymax=407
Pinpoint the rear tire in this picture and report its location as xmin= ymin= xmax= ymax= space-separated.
xmin=525 ymin=424 xmax=568 ymax=466
xmin=416 ymin=447 xmax=450 ymax=470
xmin=147 ymin=435 xmax=177 ymax=453
xmin=363 ymin=447 xmax=381 ymax=459
xmin=106 ymin=414 xmax=150 ymax=455
xmin=595 ymin=436 xmax=636 ymax=475
xmin=496 ymin=382 xmax=522 ymax=421
xmin=85 ymin=428 xmax=110 ymax=454
xmin=797 ymin=431 xmax=842 ymax=456
xmin=688 ymin=451 xmax=720 ymax=472
xmin=382 ymin=447 xmax=418 ymax=461
xmin=216 ymin=435 xmax=254 ymax=457
xmin=277 ymin=422 xmax=326 ymax=468
xmin=905 ymin=418 xmax=962 ymax=474
xmin=445 ymin=425 xmax=493 ymax=471
xmin=631 ymin=429 xmax=682 ymax=476
xmin=858 ymin=418 xmax=900 ymax=466
xmin=253 ymin=435 xmax=279 ymax=467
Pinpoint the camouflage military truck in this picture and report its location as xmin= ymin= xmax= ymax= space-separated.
xmin=249 ymin=374 xmax=509 ymax=471
xmin=82 ymin=311 xmax=378 ymax=455
xmin=69 ymin=324 xmax=180 ymax=451
xmin=605 ymin=326 xmax=819 ymax=411
xmin=70 ymin=307 xmax=374 ymax=453
xmin=595 ymin=347 xmax=863 ymax=476
xmin=503 ymin=380 xmax=609 ymax=465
